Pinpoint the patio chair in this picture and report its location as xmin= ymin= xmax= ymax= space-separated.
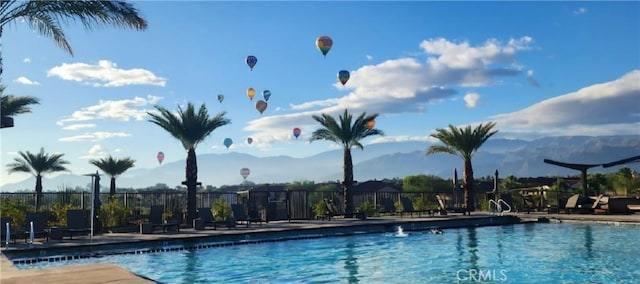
xmin=148 ymin=205 xmax=180 ymax=233
xmin=195 ymin=207 xmax=231 ymax=230
xmin=378 ymin=198 xmax=398 ymax=216
xmin=1 ymin=217 xmax=19 ymax=246
xmin=398 ymin=197 xmax=433 ymax=218
xmin=564 ymin=194 xmax=595 ymax=214
xmin=65 ymin=209 xmax=91 ymax=239
xmin=521 ymin=194 xmax=536 ymax=213
xmin=322 ymin=198 xmax=366 ymax=220
xmin=24 ymin=212 xmax=49 ymax=242
xmin=436 ymin=194 xmax=469 ymax=215
xmin=231 ymin=204 xmax=262 ymax=227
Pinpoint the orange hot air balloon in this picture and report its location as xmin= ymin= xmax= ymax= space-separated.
xmin=247 ymin=88 xmax=256 ymax=101
xmin=255 ymin=100 xmax=268 ymax=114
xmin=157 ymin=151 xmax=165 ymax=164
xmin=365 ymin=120 xmax=376 ymax=129
xmin=316 ymin=36 xmax=333 ymax=57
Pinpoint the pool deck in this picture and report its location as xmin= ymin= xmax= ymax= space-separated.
xmin=1 ymin=212 xmax=638 ymax=283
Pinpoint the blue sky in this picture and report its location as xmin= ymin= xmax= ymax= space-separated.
xmin=1 ymin=1 xmax=639 ymax=186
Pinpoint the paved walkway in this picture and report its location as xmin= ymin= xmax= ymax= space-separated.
xmin=1 ymin=213 xmax=638 ymax=283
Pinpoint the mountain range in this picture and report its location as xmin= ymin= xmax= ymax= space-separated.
xmin=2 ymin=135 xmax=639 ymax=192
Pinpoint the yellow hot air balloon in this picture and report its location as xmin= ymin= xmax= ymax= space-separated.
xmin=247 ymin=87 xmax=256 ymax=101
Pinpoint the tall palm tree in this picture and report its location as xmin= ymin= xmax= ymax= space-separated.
xmin=0 ymin=0 xmax=147 ymax=75
xmin=426 ymin=122 xmax=498 ymax=212
xmin=6 ymin=147 xmax=70 ymax=211
xmin=1 ymin=85 xmax=40 ymax=128
xmin=89 ymin=155 xmax=135 ymax=198
xmin=310 ymin=109 xmax=383 ymax=212
xmin=148 ymin=103 xmax=230 ymax=225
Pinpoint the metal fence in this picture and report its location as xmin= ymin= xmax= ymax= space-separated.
xmin=1 ymin=190 xmax=490 ymax=228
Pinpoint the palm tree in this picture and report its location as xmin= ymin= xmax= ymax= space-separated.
xmin=89 ymin=155 xmax=135 ymax=198
xmin=0 ymin=0 xmax=147 ymax=75
xmin=0 ymin=85 xmax=40 ymax=128
xmin=426 ymin=122 xmax=498 ymax=212
xmin=6 ymin=147 xmax=70 ymax=211
xmin=310 ymin=109 xmax=383 ymax=212
xmin=148 ymin=103 xmax=230 ymax=225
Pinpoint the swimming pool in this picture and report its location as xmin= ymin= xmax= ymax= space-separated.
xmin=14 ymin=222 xmax=640 ymax=283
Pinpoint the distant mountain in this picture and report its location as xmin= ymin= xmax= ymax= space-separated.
xmin=2 ymin=135 xmax=638 ymax=192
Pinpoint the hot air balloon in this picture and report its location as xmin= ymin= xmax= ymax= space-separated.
xmin=247 ymin=88 xmax=256 ymax=101
xmin=223 ymin=138 xmax=233 ymax=149
xmin=316 ymin=36 xmax=333 ymax=57
xmin=338 ymin=70 xmax=350 ymax=85
xmin=255 ymin=100 xmax=268 ymax=114
xmin=217 ymin=94 xmax=224 ymax=103
xmin=365 ymin=119 xmax=376 ymax=129
xmin=246 ymin=55 xmax=257 ymax=71
xmin=157 ymin=151 xmax=165 ymax=164
xmin=293 ymin=127 xmax=302 ymax=139
xmin=247 ymin=137 xmax=253 ymax=145
xmin=240 ymin=168 xmax=251 ymax=180
xmin=262 ymin=90 xmax=271 ymax=101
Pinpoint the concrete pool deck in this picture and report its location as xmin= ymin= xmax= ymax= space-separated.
xmin=1 ymin=212 xmax=638 ymax=283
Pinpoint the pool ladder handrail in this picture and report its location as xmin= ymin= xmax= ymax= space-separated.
xmin=488 ymin=199 xmax=512 ymax=216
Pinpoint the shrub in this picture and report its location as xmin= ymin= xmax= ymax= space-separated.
xmin=100 ymin=199 xmax=133 ymax=228
xmin=357 ymin=201 xmax=377 ymax=217
xmin=1 ymin=198 xmax=32 ymax=228
xmin=212 ymin=197 xmax=231 ymax=221
xmin=313 ymin=199 xmax=328 ymax=217
xmin=51 ymin=203 xmax=76 ymax=227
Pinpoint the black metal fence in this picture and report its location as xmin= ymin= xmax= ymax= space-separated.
xmin=0 ymin=190 xmax=493 ymax=228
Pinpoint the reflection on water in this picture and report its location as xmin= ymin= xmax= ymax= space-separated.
xmin=467 ymin=227 xmax=479 ymax=271
xmin=584 ymin=225 xmax=593 ymax=260
xmin=343 ymin=238 xmax=359 ymax=283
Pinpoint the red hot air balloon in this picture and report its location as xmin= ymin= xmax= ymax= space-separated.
xmin=293 ymin=127 xmax=302 ymax=139
xmin=157 ymin=152 xmax=165 ymax=164
xmin=246 ymin=55 xmax=257 ymax=71
xmin=240 ymin=168 xmax=251 ymax=180
xmin=338 ymin=70 xmax=350 ymax=85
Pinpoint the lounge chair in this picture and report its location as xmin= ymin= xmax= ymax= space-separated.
xmin=521 ymin=194 xmax=537 ymax=213
xmin=231 ymin=204 xmax=262 ymax=227
xmin=65 ymin=209 xmax=91 ymax=239
xmin=398 ymin=197 xmax=433 ymax=218
xmin=436 ymin=194 xmax=469 ymax=215
xmin=1 ymin=217 xmax=19 ymax=246
xmin=195 ymin=207 xmax=231 ymax=230
xmin=148 ymin=205 xmax=180 ymax=233
xmin=322 ymin=198 xmax=366 ymax=220
xmin=378 ymin=198 xmax=398 ymax=216
xmin=24 ymin=212 xmax=49 ymax=242
xmin=564 ymin=194 xmax=595 ymax=214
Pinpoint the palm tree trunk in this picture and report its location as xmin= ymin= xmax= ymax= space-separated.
xmin=110 ymin=177 xmax=117 ymax=199
xmin=343 ymin=148 xmax=354 ymax=212
xmin=185 ymin=148 xmax=198 ymax=225
xmin=463 ymin=158 xmax=474 ymax=212
xmin=35 ymin=175 xmax=43 ymax=212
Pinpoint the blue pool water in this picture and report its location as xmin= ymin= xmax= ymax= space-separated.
xmin=15 ymin=222 xmax=640 ymax=283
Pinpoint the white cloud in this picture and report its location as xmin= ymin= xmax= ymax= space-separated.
xmin=23 ymin=58 xmax=31 ymax=63
xmin=59 ymin=132 xmax=131 ymax=142
xmin=366 ymin=55 xmax=373 ymax=61
xmin=14 ymin=76 xmax=39 ymax=85
xmin=47 ymin=60 xmax=167 ymax=87
xmin=464 ymin=93 xmax=480 ymax=108
xmin=573 ymin=7 xmax=588 ymax=15
xmin=369 ymin=135 xmax=437 ymax=144
xmin=56 ymin=95 xmax=162 ymax=126
xmin=492 ymin=70 xmax=640 ymax=136
xmin=62 ymin=124 xmax=96 ymax=130
xmin=244 ymin=36 xmax=535 ymax=144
